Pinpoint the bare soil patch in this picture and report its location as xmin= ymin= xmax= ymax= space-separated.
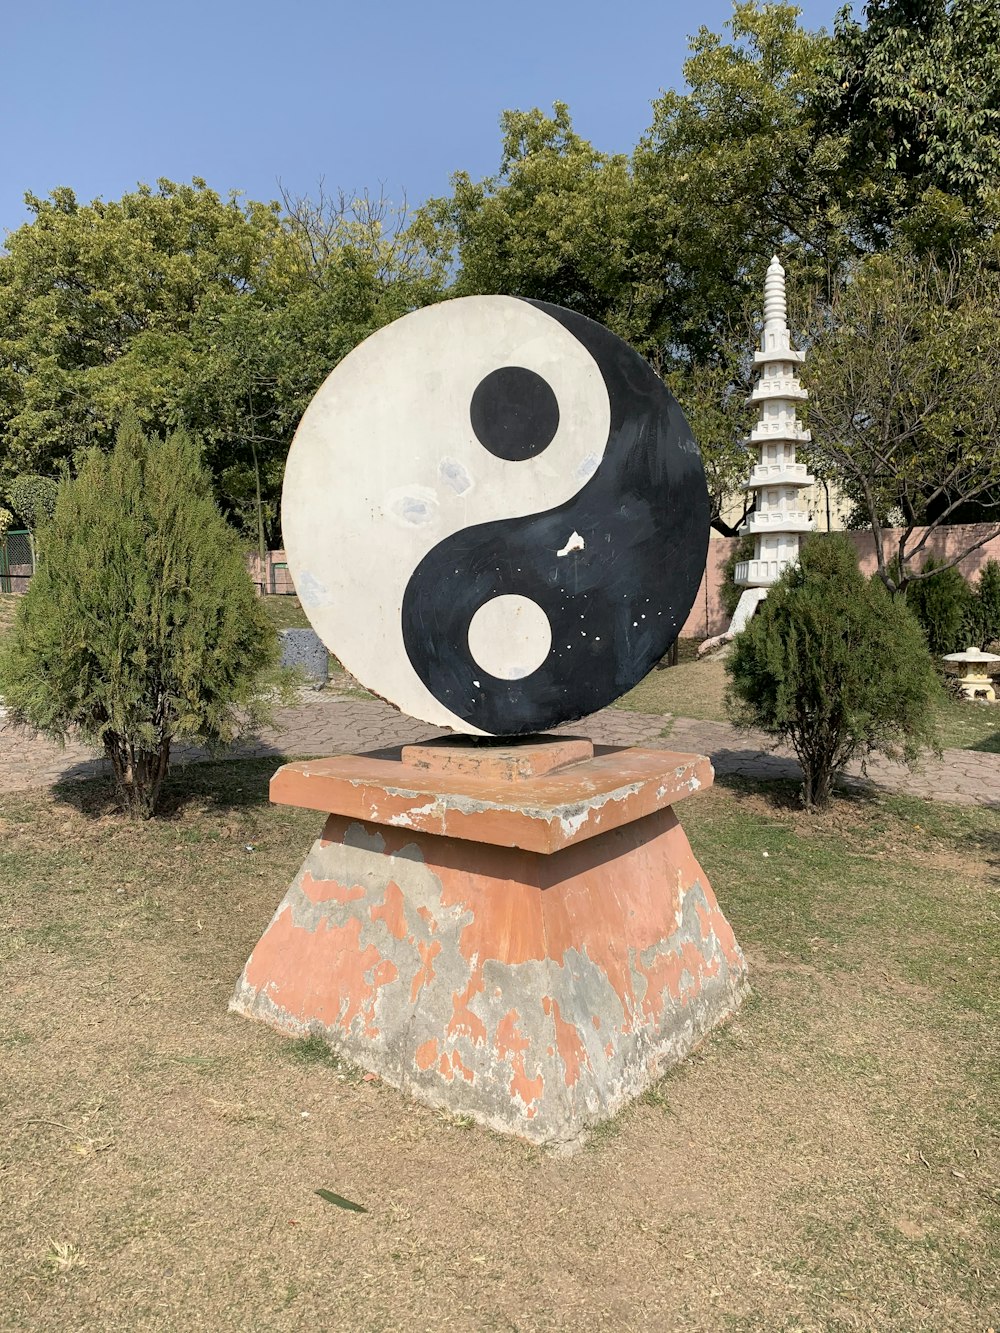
xmin=1 ymin=763 xmax=997 ymax=1331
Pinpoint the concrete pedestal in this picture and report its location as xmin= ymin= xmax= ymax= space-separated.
xmin=231 ymin=737 xmax=749 ymax=1146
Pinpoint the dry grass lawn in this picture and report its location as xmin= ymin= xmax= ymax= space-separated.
xmin=2 ymin=761 xmax=997 ymax=1331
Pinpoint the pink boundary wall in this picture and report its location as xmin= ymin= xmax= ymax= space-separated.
xmin=248 ymin=551 xmax=295 ymax=596
xmin=682 ymin=525 xmax=1000 ymax=639
xmin=253 ymin=525 xmax=1000 ymax=643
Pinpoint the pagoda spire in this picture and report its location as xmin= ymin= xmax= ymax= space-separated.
xmin=762 ymin=253 xmax=788 ymax=331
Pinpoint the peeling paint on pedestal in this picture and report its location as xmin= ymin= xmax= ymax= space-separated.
xmin=231 ymin=806 xmax=749 ymax=1146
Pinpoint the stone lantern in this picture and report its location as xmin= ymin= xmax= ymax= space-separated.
xmin=942 ymin=646 xmax=1000 ymax=701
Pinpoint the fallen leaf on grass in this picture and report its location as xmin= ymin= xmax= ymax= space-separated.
xmin=315 ymin=1189 xmax=367 ymax=1213
xmin=70 ymin=1139 xmax=114 ymax=1156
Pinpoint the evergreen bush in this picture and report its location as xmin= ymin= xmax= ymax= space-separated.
xmin=965 ymin=559 xmax=1000 ymax=651
xmin=726 ymin=534 xmax=939 ymax=810
xmin=7 ymin=474 xmax=59 ymax=562
xmin=0 ymin=416 xmax=278 ymax=817
xmin=905 ymin=557 xmax=971 ymax=655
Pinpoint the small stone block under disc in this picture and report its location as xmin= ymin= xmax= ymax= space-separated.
xmin=400 ymin=735 xmax=594 ymax=782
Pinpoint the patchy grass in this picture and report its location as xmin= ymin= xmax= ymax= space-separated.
xmin=616 ymin=650 xmax=729 ymax=721
xmin=934 ymin=692 xmax=1000 ymax=753
xmin=0 ymin=592 xmax=18 ymax=646
xmin=260 ymin=593 xmax=312 ymax=633
xmin=1 ymin=760 xmax=996 ymax=1330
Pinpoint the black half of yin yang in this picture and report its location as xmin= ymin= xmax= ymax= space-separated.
xmin=400 ymin=299 xmax=710 ymax=737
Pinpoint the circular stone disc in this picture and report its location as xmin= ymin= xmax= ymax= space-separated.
xmin=282 ymin=295 xmax=710 ymax=736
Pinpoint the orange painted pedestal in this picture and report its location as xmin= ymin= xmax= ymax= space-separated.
xmin=231 ymin=737 xmax=749 ymax=1147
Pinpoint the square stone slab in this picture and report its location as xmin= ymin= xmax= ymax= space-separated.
xmin=269 ymin=740 xmax=713 ymax=854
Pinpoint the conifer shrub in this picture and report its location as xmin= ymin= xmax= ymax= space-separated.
xmin=726 ymin=534 xmax=939 ymax=810
xmin=905 ymin=557 xmax=971 ymax=655
xmin=0 ymin=416 xmax=278 ymax=817
xmin=965 ymin=559 xmax=1000 ymax=651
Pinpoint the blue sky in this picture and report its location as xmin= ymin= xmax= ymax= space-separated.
xmin=4 ymin=0 xmax=841 ymax=241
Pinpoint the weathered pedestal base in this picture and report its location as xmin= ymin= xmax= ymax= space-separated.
xmin=231 ymin=738 xmax=749 ymax=1146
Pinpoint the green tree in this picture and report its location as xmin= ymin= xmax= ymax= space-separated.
xmin=6 ymin=474 xmax=59 ymax=563
xmin=0 ymin=416 xmax=277 ymax=818
xmin=182 ymin=186 xmax=446 ymax=552
xmin=0 ymin=179 xmax=286 ymax=483
xmin=420 ymin=105 xmax=642 ymax=344
xmin=829 ymin=0 xmax=1000 ymax=249
xmin=0 ymin=179 xmax=446 ymax=550
xmin=636 ymin=2 xmax=851 ymax=345
xmin=804 ymin=249 xmax=1000 ymax=594
xmin=963 ymin=559 xmax=1000 ymax=650
xmin=726 ymin=534 xmax=939 ymax=809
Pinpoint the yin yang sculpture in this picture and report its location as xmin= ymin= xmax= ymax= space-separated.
xmin=281 ymin=295 xmax=710 ymax=736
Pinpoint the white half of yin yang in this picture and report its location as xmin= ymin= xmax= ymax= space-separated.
xmin=281 ymin=295 xmax=612 ymax=734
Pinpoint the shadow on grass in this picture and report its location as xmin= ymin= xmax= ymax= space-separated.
xmin=51 ymin=752 xmax=288 ymax=820
xmin=970 ymin=825 xmax=1000 ymax=883
xmin=713 ymin=769 xmax=887 ymax=814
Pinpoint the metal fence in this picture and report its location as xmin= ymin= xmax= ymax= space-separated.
xmin=0 ymin=530 xmax=33 ymax=593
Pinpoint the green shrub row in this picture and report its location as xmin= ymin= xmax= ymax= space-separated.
xmin=905 ymin=556 xmax=1000 ymax=656
xmin=722 ymin=534 xmax=1000 ymax=657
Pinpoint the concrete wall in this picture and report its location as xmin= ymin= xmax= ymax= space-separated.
xmin=683 ymin=523 xmax=1000 ymax=640
xmin=846 ymin=525 xmax=1000 ymax=584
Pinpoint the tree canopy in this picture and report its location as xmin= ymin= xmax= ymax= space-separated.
xmin=829 ymin=0 xmax=1000 ymax=247
xmin=0 ymin=180 xmax=445 ymax=548
xmin=0 ymin=180 xmax=284 ymax=480
xmin=2 ymin=2 xmax=998 ymax=545
xmin=804 ymin=248 xmax=1000 ymax=591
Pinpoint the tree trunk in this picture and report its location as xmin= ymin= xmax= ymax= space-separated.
xmin=800 ymin=753 xmax=834 ymax=810
xmin=250 ymin=439 xmax=267 ymax=593
xmin=104 ymin=733 xmax=172 ymax=818
xmin=796 ymin=735 xmax=836 ymax=811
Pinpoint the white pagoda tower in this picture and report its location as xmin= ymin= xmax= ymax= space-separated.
xmin=733 ymin=257 xmax=815 ymax=595
xmin=700 ymin=256 xmax=815 ymax=652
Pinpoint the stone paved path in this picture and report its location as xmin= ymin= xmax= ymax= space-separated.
xmin=0 ymin=689 xmax=997 ymax=808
